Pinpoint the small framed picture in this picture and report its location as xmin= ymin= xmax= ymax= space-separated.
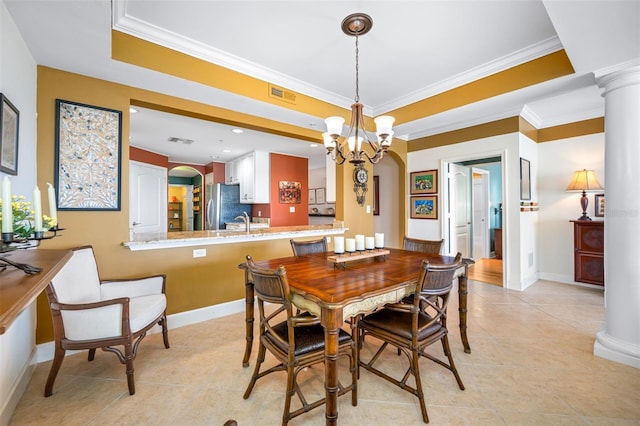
xmin=316 ymin=187 xmax=326 ymax=204
xmin=595 ymin=193 xmax=605 ymax=217
xmin=410 ymin=169 xmax=437 ymax=194
xmin=0 ymin=94 xmax=20 ymax=175
xmin=410 ymin=196 xmax=438 ymax=220
xmin=308 ymin=188 xmax=316 ymax=204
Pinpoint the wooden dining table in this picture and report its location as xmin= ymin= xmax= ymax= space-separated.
xmin=238 ymin=247 xmax=473 ymax=425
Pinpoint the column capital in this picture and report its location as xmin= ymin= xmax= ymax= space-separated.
xmin=595 ymin=64 xmax=640 ymax=96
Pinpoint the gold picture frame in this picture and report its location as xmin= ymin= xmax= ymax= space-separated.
xmin=410 ymin=195 xmax=438 ymax=219
xmin=410 ymin=169 xmax=437 ymax=194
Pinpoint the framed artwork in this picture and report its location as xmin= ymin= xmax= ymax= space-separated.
xmin=55 ymin=99 xmax=122 ymax=210
xmin=410 ymin=195 xmax=438 ymax=219
xmin=308 ymin=188 xmax=316 ymax=204
xmin=316 ymin=187 xmax=326 ymax=204
xmin=279 ymin=180 xmax=301 ymax=203
xmin=595 ymin=193 xmax=605 ymax=217
xmin=373 ymin=175 xmax=380 ymax=216
xmin=520 ymin=158 xmax=531 ymax=200
xmin=410 ymin=169 xmax=437 ymax=194
xmin=0 ymin=94 xmax=19 ymax=175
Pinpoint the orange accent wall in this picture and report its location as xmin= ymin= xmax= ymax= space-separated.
xmin=206 ymin=162 xmax=226 ymax=183
xmin=269 ymin=153 xmax=308 ymax=226
xmin=130 ymin=146 xmax=169 ymax=168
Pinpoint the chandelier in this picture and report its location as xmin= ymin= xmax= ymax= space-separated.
xmin=323 ymin=13 xmax=395 ymax=166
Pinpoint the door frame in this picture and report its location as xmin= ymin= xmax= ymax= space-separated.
xmin=441 ymin=150 xmax=507 ymax=287
xmin=472 ymin=167 xmax=490 ymax=259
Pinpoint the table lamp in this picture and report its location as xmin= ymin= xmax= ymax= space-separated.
xmin=566 ymin=169 xmax=603 ymax=220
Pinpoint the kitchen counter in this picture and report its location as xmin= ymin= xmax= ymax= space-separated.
xmin=123 ymin=225 xmax=346 ymax=251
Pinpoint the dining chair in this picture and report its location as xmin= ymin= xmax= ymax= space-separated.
xmin=243 ymin=255 xmax=357 ymax=424
xmin=403 ymin=236 xmax=444 ymax=254
xmin=358 ymin=253 xmax=464 ymax=424
xmin=44 ymin=245 xmax=170 ymax=397
xmin=289 ymin=237 xmax=327 ymax=256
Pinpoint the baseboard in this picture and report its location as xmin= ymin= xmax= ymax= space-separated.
xmin=36 ymin=298 xmax=245 ymax=364
xmin=0 ymin=346 xmax=36 ymax=426
xmin=594 ymin=330 xmax=640 ymax=368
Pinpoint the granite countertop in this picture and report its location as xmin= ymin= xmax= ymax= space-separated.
xmin=123 ymin=225 xmax=347 ymax=251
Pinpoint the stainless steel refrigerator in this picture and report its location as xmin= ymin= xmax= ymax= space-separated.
xmin=205 ymin=183 xmax=249 ymax=230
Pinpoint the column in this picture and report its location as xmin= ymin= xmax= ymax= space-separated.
xmin=594 ymin=65 xmax=640 ymax=368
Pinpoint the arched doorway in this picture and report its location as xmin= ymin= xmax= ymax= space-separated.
xmin=168 ymin=166 xmax=204 ymax=231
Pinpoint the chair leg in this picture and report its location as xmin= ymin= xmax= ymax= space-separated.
xmin=44 ymin=344 xmax=66 ymax=397
xmin=124 ymin=341 xmax=135 ymax=395
xmin=160 ymin=313 xmax=170 ymax=349
xmin=88 ymin=348 xmax=96 ymax=361
xmin=411 ymin=348 xmax=429 ymax=424
xmin=283 ymin=364 xmax=296 ymax=425
xmin=350 ymin=342 xmax=358 ymax=406
xmin=243 ymin=342 xmax=266 ymax=399
xmin=441 ymin=335 xmax=465 ymax=390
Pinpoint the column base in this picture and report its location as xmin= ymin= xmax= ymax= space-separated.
xmin=594 ymin=330 xmax=640 ymax=368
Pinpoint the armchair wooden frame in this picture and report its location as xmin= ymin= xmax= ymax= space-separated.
xmin=44 ymin=246 xmax=170 ymax=397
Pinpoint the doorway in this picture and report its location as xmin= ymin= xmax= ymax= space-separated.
xmin=168 ymin=166 xmax=203 ymax=231
xmin=444 ymin=156 xmax=504 ymax=286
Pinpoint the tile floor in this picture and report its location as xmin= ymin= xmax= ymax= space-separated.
xmin=9 ymin=279 xmax=640 ymax=425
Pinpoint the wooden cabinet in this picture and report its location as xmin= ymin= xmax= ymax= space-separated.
xmin=572 ymin=220 xmax=604 ymax=286
xmin=494 ymin=228 xmax=502 ymax=259
xmin=168 ymin=202 xmax=183 ymax=232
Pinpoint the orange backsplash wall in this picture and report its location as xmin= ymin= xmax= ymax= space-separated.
xmin=269 ymin=153 xmax=308 ymax=226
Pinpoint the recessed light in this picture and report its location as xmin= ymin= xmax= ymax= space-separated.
xmin=310 ymin=143 xmax=318 ymax=148
xmin=223 ymin=149 xmax=231 ymax=153
xmin=129 ymin=107 xmax=138 ymax=113
xmin=232 ymin=129 xmax=243 ymax=134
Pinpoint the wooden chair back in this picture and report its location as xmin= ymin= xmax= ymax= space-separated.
xmin=403 ymin=236 xmax=444 ymax=254
xmin=290 ymin=238 xmax=327 ymax=256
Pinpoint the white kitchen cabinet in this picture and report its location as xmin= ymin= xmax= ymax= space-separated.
xmin=235 ymin=150 xmax=270 ymax=204
xmin=225 ymin=158 xmax=240 ymax=184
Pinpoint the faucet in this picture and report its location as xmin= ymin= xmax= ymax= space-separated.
xmin=234 ymin=211 xmax=250 ymax=233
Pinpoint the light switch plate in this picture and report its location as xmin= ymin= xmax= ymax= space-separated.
xmin=193 ymin=248 xmax=206 ymax=258
xmin=366 ymin=205 xmax=371 ymax=214
xmin=289 ymin=206 xmax=295 ymax=213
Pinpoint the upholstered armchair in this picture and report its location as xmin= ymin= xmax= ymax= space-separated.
xmin=44 ymin=245 xmax=169 ymax=397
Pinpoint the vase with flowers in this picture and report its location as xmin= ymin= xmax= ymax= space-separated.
xmin=0 ymin=195 xmax=57 ymax=240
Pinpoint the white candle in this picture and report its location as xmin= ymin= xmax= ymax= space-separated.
xmin=345 ymin=238 xmax=356 ymax=253
xmin=334 ymin=236 xmax=345 ymax=254
xmin=33 ymin=186 xmax=43 ymax=232
xmin=365 ymin=236 xmax=375 ymax=250
xmin=374 ymin=233 xmax=384 ymax=248
xmin=355 ymin=234 xmax=365 ymax=251
xmin=47 ymin=182 xmax=57 ymax=226
xmin=2 ymin=176 xmax=12 ymax=233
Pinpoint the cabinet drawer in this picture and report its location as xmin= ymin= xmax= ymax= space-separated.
xmin=574 ymin=252 xmax=604 ymax=285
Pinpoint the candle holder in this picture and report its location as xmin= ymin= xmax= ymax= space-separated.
xmin=0 ymin=226 xmax=64 ymax=274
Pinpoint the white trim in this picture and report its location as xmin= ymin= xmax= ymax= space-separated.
xmin=0 ymin=347 xmax=36 ymax=426
xmin=594 ymin=330 xmax=640 ymax=369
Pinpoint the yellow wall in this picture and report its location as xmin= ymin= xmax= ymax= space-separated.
xmin=35 ymin=66 xmax=403 ymax=343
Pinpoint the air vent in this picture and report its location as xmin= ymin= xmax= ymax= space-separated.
xmin=168 ymin=137 xmax=194 ymax=145
xmin=268 ymin=84 xmax=296 ymax=104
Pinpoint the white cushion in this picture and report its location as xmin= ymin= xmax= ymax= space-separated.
xmin=51 ymin=248 xmax=101 ymax=304
xmin=129 ymin=294 xmax=167 ymax=334
xmin=100 ymin=276 xmax=164 ymax=299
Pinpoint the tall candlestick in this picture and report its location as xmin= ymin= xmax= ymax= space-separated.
xmin=2 ymin=176 xmax=12 ymax=233
xmin=33 ymin=186 xmax=43 ymax=232
xmin=47 ymin=182 xmax=57 ymax=226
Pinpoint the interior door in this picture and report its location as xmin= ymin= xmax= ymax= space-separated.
xmin=450 ymin=163 xmax=472 ymax=258
xmin=472 ymin=168 xmax=490 ymax=259
xmin=129 ymin=161 xmax=167 ymax=236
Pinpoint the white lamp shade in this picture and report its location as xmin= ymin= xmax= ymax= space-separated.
xmin=374 ymin=115 xmax=395 ymax=135
xmin=322 ymin=132 xmax=335 ymax=149
xmin=325 ymin=116 xmax=345 ymax=136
